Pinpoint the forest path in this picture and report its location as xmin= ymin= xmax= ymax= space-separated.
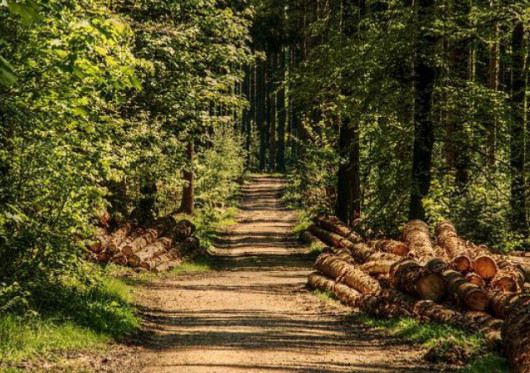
xmin=135 ymin=176 xmax=443 ymax=373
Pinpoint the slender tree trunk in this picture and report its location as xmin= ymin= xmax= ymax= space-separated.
xmin=178 ymin=140 xmax=194 ymax=214
xmin=487 ymin=18 xmax=499 ymax=166
xmin=508 ymin=21 xmax=527 ymax=234
xmin=336 ymin=0 xmax=363 ymax=224
xmin=445 ymin=0 xmax=470 ymax=186
xmin=409 ymin=0 xmax=437 ymax=220
xmin=258 ymin=61 xmax=267 ymax=171
xmin=276 ymin=49 xmax=286 ymax=172
xmin=268 ymin=53 xmax=276 ymax=171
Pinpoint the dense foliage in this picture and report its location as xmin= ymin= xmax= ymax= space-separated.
xmin=243 ymin=0 xmax=530 ymax=250
xmin=0 ymin=0 xmax=252 ymax=311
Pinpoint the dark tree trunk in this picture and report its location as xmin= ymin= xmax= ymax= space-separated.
xmin=257 ymin=61 xmax=267 ymax=171
xmin=268 ymin=53 xmax=276 ymax=171
xmin=276 ymin=49 xmax=286 ymax=173
xmin=178 ymin=140 xmax=194 ymax=214
xmin=409 ymin=0 xmax=436 ymax=220
xmin=508 ymin=22 xmax=527 ymax=234
xmin=336 ymin=0 xmax=363 ymax=224
xmin=487 ymin=20 xmax=499 ymax=166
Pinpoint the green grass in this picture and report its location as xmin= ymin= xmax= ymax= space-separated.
xmin=171 ymin=255 xmax=216 ymax=274
xmin=347 ymin=313 xmax=510 ymax=370
xmin=348 ymin=314 xmax=483 ymax=349
xmin=313 ymin=289 xmax=337 ymax=301
xmin=458 ymin=353 xmax=509 ymax=373
xmin=0 ymin=274 xmax=138 ymax=367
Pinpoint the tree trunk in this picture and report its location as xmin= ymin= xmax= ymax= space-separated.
xmin=508 ymin=21 xmax=527 ymax=235
xmin=409 ymin=0 xmax=436 ymax=220
xmin=487 ymin=17 xmax=499 ymax=165
xmin=276 ymin=49 xmax=286 ymax=172
xmin=178 ymin=141 xmax=195 ymax=214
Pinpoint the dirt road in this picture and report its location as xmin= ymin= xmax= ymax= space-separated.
xmin=136 ymin=176 xmax=444 ymax=373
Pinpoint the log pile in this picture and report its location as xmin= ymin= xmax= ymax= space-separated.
xmin=86 ymin=216 xmax=201 ymax=272
xmin=301 ymin=216 xmax=530 ymax=371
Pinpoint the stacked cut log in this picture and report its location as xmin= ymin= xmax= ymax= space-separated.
xmin=86 ymin=216 xmax=201 ymax=272
xmin=301 ymin=215 xmax=530 ymax=372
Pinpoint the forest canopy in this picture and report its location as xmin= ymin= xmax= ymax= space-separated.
xmin=0 ymin=0 xmax=529 ymax=313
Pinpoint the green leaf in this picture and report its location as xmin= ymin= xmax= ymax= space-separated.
xmin=7 ymin=0 xmax=40 ymax=25
xmin=0 ymin=55 xmax=16 ymax=86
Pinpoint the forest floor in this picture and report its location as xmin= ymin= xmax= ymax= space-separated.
xmin=128 ymin=175 xmax=449 ymax=373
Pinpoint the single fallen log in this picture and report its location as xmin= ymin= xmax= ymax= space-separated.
xmin=371 ymin=239 xmax=409 ymax=257
xmin=426 ymin=258 xmax=489 ymax=311
xmin=389 ymin=259 xmax=446 ymax=301
xmin=465 ymin=242 xmax=497 ymax=280
xmin=316 ymin=215 xmax=363 ymax=243
xmin=314 ymin=253 xmax=380 ymax=294
xmin=299 ymin=230 xmax=328 ymax=251
xmin=403 ymin=220 xmax=436 ymax=261
xmin=465 ymin=273 xmax=486 ymax=287
xmin=491 ymin=271 xmax=519 ymax=292
xmin=435 ymin=221 xmax=472 ymax=273
xmin=121 ymin=229 xmax=158 ymax=256
xmin=489 ymin=290 xmax=530 ymax=319
xmin=128 ymin=237 xmax=171 ymax=267
xmin=309 ymin=224 xmax=373 ymax=262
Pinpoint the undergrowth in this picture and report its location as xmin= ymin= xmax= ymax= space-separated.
xmin=0 ymin=271 xmax=138 ymax=367
xmin=347 ymin=313 xmax=509 ymax=371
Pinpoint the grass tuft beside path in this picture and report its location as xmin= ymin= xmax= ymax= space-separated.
xmin=0 ymin=274 xmax=138 ymax=367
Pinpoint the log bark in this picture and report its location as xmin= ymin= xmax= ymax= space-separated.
xmin=502 ymin=297 xmax=530 ymax=373
xmin=360 ymin=260 xmax=395 ymax=276
xmin=389 ymin=259 xmax=446 ymax=301
xmin=489 ymin=290 xmax=530 ymax=319
xmin=491 ymin=271 xmax=519 ymax=292
xmin=316 ymin=215 xmax=363 ymax=243
xmin=314 ymin=253 xmax=380 ymax=294
xmin=466 ymin=242 xmax=498 ymax=280
xmin=403 ymin=220 xmax=436 ymax=261
xmin=371 ymin=240 xmax=409 ymax=257
xmin=108 ymin=222 xmax=132 ymax=253
xmin=307 ymin=272 xmax=501 ymax=348
xmin=426 ymin=258 xmax=489 ymax=311
xmin=121 ymin=229 xmax=158 ymax=256
xmin=128 ymin=237 xmax=171 ymax=267
xmin=309 ymin=224 xmax=373 ymax=262
xmin=435 ymin=221 xmax=472 ymax=272
xmin=465 ymin=273 xmax=486 ymax=287
xmin=300 ymin=230 xmax=328 ymax=251
xmin=309 ymin=224 xmax=346 ymax=248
